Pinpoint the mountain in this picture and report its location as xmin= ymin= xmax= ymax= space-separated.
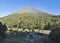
xmin=12 ymin=7 xmax=53 ymax=16
xmin=0 ymin=7 xmax=57 ymax=28
xmin=15 ymin=7 xmax=40 ymax=14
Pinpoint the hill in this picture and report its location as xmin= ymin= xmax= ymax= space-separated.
xmin=0 ymin=7 xmax=60 ymax=30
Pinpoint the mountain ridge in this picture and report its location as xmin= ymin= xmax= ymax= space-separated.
xmin=15 ymin=7 xmax=53 ymax=15
xmin=14 ymin=7 xmax=40 ymax=14
xmin=0 ymin=7 xmax=57 ymax=28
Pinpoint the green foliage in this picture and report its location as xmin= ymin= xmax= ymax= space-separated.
xmin=48 ymin=27 xmax=60 ymax=43
xmin=0 ymin=13 xmax=60 ymax=30
xmin=44 ymin=23 xmax=52 ymax=30
xmin=0 ymin=22 xmax=7 ymax=40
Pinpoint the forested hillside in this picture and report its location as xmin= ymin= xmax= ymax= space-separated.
xmin=0 ymin=7 xmax=60 ymax=30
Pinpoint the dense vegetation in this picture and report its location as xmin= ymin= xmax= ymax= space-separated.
xmin=48 ymin=27 xmax=60 ymax=43
xmin=0 ymin=13 xmax=60 ymax=30
xmin=0 ymin=22 xmax=7 ymax=41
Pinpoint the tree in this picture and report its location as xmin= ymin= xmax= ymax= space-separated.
xmin=43 ymin=23 xmax=51 ymax=30
xmin=0 ymin=22 xmax=7 ymax=40
xmin=48 ymin=27 xmax=60 ymax=43
xmin=18 ymin=21 xmax=23 ymax=28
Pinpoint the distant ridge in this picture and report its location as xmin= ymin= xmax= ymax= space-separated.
xmin=14 ymin=7 xmax=40 ymax=14
xmin=9 ymin=7 xmax=53 ymax=16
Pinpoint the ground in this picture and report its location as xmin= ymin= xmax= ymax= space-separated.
xmin=1 ymin=28 xmax=50 ymax=43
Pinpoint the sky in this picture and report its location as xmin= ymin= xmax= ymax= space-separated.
xmin=0 ymin=0 xmax=60 ymax=17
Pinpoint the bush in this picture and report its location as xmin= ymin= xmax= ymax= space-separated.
xmin=48 ymin=27 xmax=60 ymax=43
xmin=0 ymin=22 xmax=7 ymax=40
xmin=44 ymin=23 xmax=51 ymax=30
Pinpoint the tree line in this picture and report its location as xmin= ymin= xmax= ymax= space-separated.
xmin=1 ymin=15 xmax=60 ymax=30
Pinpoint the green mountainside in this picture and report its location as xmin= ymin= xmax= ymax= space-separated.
xmin=0 ymin=7 xmax=60 ymax=30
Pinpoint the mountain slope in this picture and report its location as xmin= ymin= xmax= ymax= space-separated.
xmin=0 ymin=7 xmax=57 ymax=29
xmin=12 ymin=7 xmax=53 ymax=16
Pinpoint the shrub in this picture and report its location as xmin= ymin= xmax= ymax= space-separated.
xmin=48 ymin=27 xmax=60 ymax=43
xmin=0 ymin=22 xmax=7 ymax=40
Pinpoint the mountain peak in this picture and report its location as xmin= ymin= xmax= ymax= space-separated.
xmin=15 ymin=7 xmax=40 ymax=14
